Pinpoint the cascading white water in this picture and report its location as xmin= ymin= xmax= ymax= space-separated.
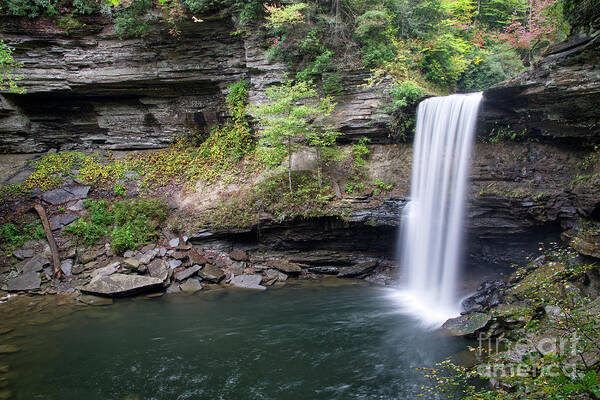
xmin=393 ymin=92 xmax=483 ymax=327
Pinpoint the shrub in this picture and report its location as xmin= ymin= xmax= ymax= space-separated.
xmin=0 ymin=40 xmax=25 ymax=94
xmin=353 ymin=9 xmax=396 ymax=67
xmin=3 ymin=0 xmax=58 ymax=18
xmin=0 ymin=221 xmax=45 ymax=254
xmin=65 ymin=198 xmax=168 ymax=254
xmin=73 ymin=0 xmax=101 ymax=15
xmin=113 ymin=0 xmax=152 ymax=39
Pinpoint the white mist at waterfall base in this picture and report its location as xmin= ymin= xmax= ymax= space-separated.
xmin=390 ymin=92 xmax=483 ymax=328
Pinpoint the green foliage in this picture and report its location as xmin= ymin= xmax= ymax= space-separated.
xmin=65 ymin=199 xmax=112 ymax=246
xmin=73 ymin=0 xmax=101 ymax=15
xmin=390 ymin=80 xmax=427 ymax=109
xmin=253 ymin=79 xmax=336 ymax=192
xmin=2 ymin=0 xmax=58 ymax=18
xmin=345 ymin=138 xmax=371 ymax=194
xmin=264 ymin=2 xmax=308 ymax=29
xmin=113 ymin=182 xmax=127 ymax=196
xmin=322 ymin=73 xmax=343 ymax=95
xmin=110 ymin=198 xmax=168 ymax=254
xmin=58 ymin=15 xmax=86 ymax=33
xmin=0 ymin=221 xmax=45 ymax=255
xmin=183 ymin=0 xmax=231 ymax=15
xmin=353 ymin=9 xmax=396 ymax=67
xmin=205 ymin=171 xmax=335 ymax=228
xmin=65 ymin=198 xmax=168 ymax=254
xmin=483 ymin=125 xmax=527 ymax=143
xmin=0 ymin=40 xmax=25 ymax=94
xmin=459 ymin=43 xmax=525 ymax=91
xmin=113 ymin=0 xmax=152 ymax=39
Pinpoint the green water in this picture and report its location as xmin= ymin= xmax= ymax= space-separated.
xmin=1 ymin=282 xmax=471 ymax=399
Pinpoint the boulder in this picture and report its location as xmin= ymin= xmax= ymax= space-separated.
xmin=168 ymin=259 xmax=182 ymax=269
xmin=49 ymin=212 xmax=78 ymax=231
xmin=18 ymin=255 xmax=49 ymax=273
xmin=78 ymin=248 xmax=105 ymax=264
xmin=229 ymin=250 xmax=249 ymax=261
xmin=81 ymin=274 xmax=164 ymax=297
xmin=198 ymin=264 xmax=225 ymax=283
xmin=264 ymin=269 xmax=288 ymax=282
xmin=13 ymin=249 xmax=34 ymax=260
xmin=168 ymin=238 xmax=180 ymax=248
xmin=123 ymin=258 xmax=141 ymax=270
xmin=180 ymin=278 xmax=202 ymax=293
xmin=147 ymin=259 xmax=169 ymax=282
xmin=89 ymin=262 xmax=119 ymax=281
xmin=137 ymin=250 xmax=157 ymax=265
xmin=269 ymin=260 xmax=302 ymax=274
xmin=60 ymin=259 xmax=73 ymax=276
xmin=172 ymin=251 xmax=189 ymax=260
xmin=175 ymin=265 xmax=201 ymax=282
xmin=189 ymin=249 xmax=208 ymax=265
xmin=5 ymin=272 xmax=41 ymax=291
xmin=166 ymin=283 xmax=181 ymax=294
xmin=73 ymin=261 xmax=97 ymax=275
xmin=441 ymin=313 xmax=491 ymax=337
xmin=337 ymin=261 xmax=377 ymax=278
xmin=230 ymin=274 xmax=266 ymax=290
xmin=41 ymin=185 xmax=90 ymax=205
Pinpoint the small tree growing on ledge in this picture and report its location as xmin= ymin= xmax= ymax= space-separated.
xmin=0 ymin=40 xmax=25 ymax=94
xmin=253 ymin=80 xmax=337 ymax=194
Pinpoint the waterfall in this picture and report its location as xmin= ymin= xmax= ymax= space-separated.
xmin=394 ymin=92 xmax=483 ymax=326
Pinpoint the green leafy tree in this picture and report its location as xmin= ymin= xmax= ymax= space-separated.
xmin=254 ymin=80 xmax=336 ymax=193
xmin=0 ymin=40 xmax=25 ymax=94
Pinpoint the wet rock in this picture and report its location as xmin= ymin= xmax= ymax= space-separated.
xmin=90 ymin=262 xmax=119 ymax=281
xmin=229 ymin=250 xmax=249 ymax=261
xmin=198 ymin=264 xmax=225 ymax=283
xmin=169 ymin=238 xmax=180 ymax=248
xmin=175 ymin=265 xmax=201 ymax=282
xmin=81 ymin=274 xmax=164 ymax=297
xmin=60 ymin=259 xmax=73 ymax=276
xmin=72 ymin=261 xmax=95 ymax=275
xmin=441 ymin=313 xmax=491 ymax=337
xmin=41 ymin=185 xmax=90 ymax=205
xmin=0 ymin=345 xmax=20 ymax=354
xmin=166 ymin=283 xmax=181 ymax=294
xmin=461 ymin=280 xmax=506 ymax=313
xmin=337 ymin=262 xmax=378 ymax=278
xmin=13 ymin=249 xmax=34 ymax=260
xmin=269 ymin=260 xmax=302 ymax=274
xmin=231 ymin=274 xmax=266 ymax=290
xmin=5 ymin=272 xmax=41 ymax=291
xmin=77 ymin=295 xmax=113 ymax=306
xmin=49 ymin=212 xmax=78 ymax=231
xmin=307 ymin=266 xmax=340 ymax=275
xmin=147 ymin=259 xmax=169 ymax=282
xmin=264 ymin=269 xmax=288 ymax=282
xmin=19 ymin=255 xmax=50 ymax=273
xmin=180 ymin=278 xmax=202 ymax=293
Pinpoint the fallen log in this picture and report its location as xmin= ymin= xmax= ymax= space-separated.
xmin=33 ymin=202 xmax=61 ymax=279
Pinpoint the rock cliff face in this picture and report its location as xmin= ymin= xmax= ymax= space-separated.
xmin=481 ymin=31 xmax=600 ymax=142
xmin=0 ymin=16 xmax=393 ymax=153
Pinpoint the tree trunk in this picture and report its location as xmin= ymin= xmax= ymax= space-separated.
xmin=317 ymin=147 xmax=322 ymax=190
